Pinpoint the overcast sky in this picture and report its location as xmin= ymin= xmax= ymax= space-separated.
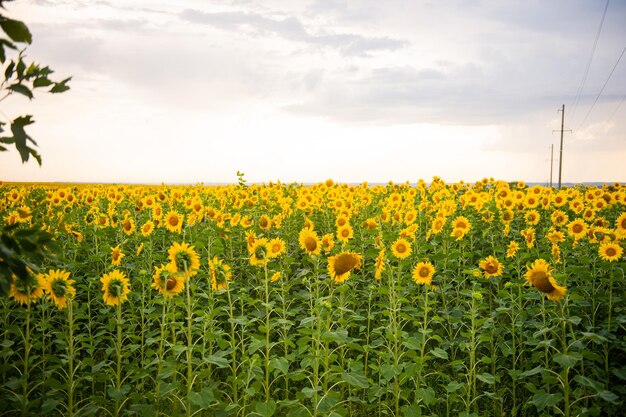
xmin=1 ymin=0 xmax=625 ymax=184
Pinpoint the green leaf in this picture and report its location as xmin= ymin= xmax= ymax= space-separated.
xmin=430 ymin=347 xmax=448 ymax=359
xmin=269 ymin=357 xmax=289 ymax=375
xmin=416 ymin=386 xmax=436 ymax=405
xmin=8 ymin=83 xmax=33 ymax=99
xmin=33 ymin=77 xmax=53 ymax=88
xmin=0 ymin=18 xmax=32 ymax=43
xmin=476 ymin=373 xmax=496 ymax=384
xmin=402 ymin=404 xmax=422 ymax=417
xmin=341 ymin=372 xmax=369 ymax=389
xmin=553 ymin=352 xmax=581 ymax=368
xmin=205 ymin=354 xmax=229 ymax=368
xmin=254 ymin=399 xmax=276 ymax=417
xmin=529 ymin=389 xmax=562 ymax=411
xmin=520 ymin=366 xmax=543 ymax=378
xmin=50 ymin=76 xmax=71 ymax=93
xmin=446 ymin=381 xmax=464 ymax=393
xmin=599 ymin=390 xmax=619 ymax=404
xmin=189 ymin=388 xmax=214 ymax=409
xmin=573 ymin=375 xmax=604 ymax=392
xmin=402 ymin=337 xmax=421 ymax=350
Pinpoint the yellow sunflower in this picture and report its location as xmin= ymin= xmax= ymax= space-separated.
xmin=258 ymin=214 xmax=271 ymax=230
xmin=412 ymin=262 xmax=435 ymax=286
xmin=321 ymin=233 xmax=335 ymax=253
xmin=141 ymin=220 xmax=154 ymax=237
xmin=452 ymin=216 xmax=472 ymax=233
xmin=42 ymin=269 xmax=76 ymax=310
xmin=100 ymin=270 xmax=131 ymax=306
xmin=121 ymin=217 xmax=135 ymax=236
xmin=267 ymin=238 xmax=286 ymax=258
xmin=391 ymin=237 xmax=412 ymax=259
xmin=152 ymin=264 xmax=185 ymax=298
xmin=164 ymin=210 xmax=184 ymax=233
xmin=271 ymin=271 xmax=281 ymax=282
xmin=9 ymin=273 xmax=45 ymax=305
xmin=250 ymin=238 xmax=271 ymax=267
xmin=521 ymin=227 xmax=535 ymax=248
xmin=327 ymin=251 xmax=362 ymax=284
xmin=299 ymin=228 xmax=321 ymax=256
xmin=506 ymin=241 xmax=520 ymax=258
xmin=168 ymin=242 xmax=201 ymax=277
xmin=478 ymin=256 xmax=503 ymax=278
xmin=524 ymin=210 xmax=541 ymax=226
xmin=336 ymin=224 xmax=354 ymax=243
xmin=598 ymin=242 xmax=623 ymax=262
xmin=208 ymin=256 xmax=232 ymax=290
xmin=567 ymin=218 xmax=588 ymax=241
xmin=374 ymin=248 xmax=385 ymax=281
xmin=111 ymin=245 xmax=124 ymax=266
xmin=524 ymin=259 xmax=566 ymax=301
xmin=615 ymin=212 xmax=626 ymax=237
xmin=546 ymin=228 xmax=565 ymax=245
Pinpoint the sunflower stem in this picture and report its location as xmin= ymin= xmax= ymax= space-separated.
xmin=184 ymin=261 xmax=193 ymax=417
xmin=114 ymin=297 xmax=122 ymax=417
xmin=67 ymin=297 xmax=75 ymax=417
xmin=21 ymin=299 xmax=31 ymax=417
xmin=263 ymin=261 xmax=271 ymax=402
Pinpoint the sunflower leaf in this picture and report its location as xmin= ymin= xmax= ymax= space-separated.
xmin=529 ymin=389 xmax=563 ymax=411
xmin=553 ymin=352 xmax=582 ymax=368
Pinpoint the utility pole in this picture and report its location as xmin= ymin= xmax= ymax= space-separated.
xmin=553 ymin=105 xmax=571 ymax=189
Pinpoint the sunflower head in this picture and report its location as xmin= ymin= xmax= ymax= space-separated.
xmin=267 ymin=238 xmax=286 ymax=258
xmin=598 ymin=242 xmax=623 ymax=262
xmin=524 ymin=259 xmax=566 ymax=301
xmin=328 ymin=252 xmax=362 ymax=284
xmin=412 ymin=262 xmax=435 ymax=286
xmin=249 ymin=238 xmax=270 ymax=266
xmin=299 ymin=228 xmax=321 ymax=256
xmin=10 ymin=272 xmax=45 ymax=305
xmin=479 ymin=256 xmax=503 ymax=278
xmin=168 ymin=242 xmax=201 ymax=276
xmin=153 ymin=264 xmax=185 ymax=298
xmin=391 ymin=237 xmax=412 ymax=259
xmin=42 ymin=269 xmax=75 ymax=310
xmin=209 ymin=256 xmax=232 ymax=290
xmin=100 ymin=270 xmax=131 ymax=306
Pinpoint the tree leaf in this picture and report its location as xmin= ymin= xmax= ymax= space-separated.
xmin=0 ymin=18 xmax=32 ymax=44
xmin=8 ymin=83 xmax=33 ymax=99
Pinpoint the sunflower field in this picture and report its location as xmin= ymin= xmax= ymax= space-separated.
xmin=1 ymin=178 xmax=625 ymax=417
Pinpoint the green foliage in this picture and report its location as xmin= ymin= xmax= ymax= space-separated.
xmin=0 ymin=6 xmax=70 ymax=297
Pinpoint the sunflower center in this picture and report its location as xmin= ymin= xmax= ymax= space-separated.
xmin=419 ymin=267 xmax=430 ymax=278
xmin=169 ymin=216 xmax=179 ymax=227
xmin=531 ymin=272 xmax=554 ymax=294
xmin=260 ymin=218 xmax=269 ymax=227
xmin=621 ymin=218 xmax=626 ymax=229
xmin=334 ymin=254 xmax=358 ymax=275
xmin=112 ymin=251 xmax=120 ymax=261
xmin=605 ymin=247 xmax=617 ymax=257
xmin=304 ymin=236 xmax=318 ymax=252
xmin=485 ymin=262 xmax=498 ymax=274
xmin=166 ymin=276 xmax=177 ymax=291
xmin=123 ymin=220 xmax=132 ymax=231
xmin=396 ymin=243 xmax=407 ymax=253
xmin=341 ymin=229 xmax=350 ymax=238
xmin=573 ymin=224 xmax=583 ymax=233
xmin=271 ymin=243 xmax=281 ymax=253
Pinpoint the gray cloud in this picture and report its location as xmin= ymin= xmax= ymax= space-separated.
xmin=179 ymin=8 xmax=407 ymax=56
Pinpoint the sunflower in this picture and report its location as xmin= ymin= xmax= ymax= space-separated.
xmin=412 ymin=262 xmax=435 ymax=286
xmin=615 ymin=212 xmax=626 ymax=237
xmin=327 ymin=251 xmax=362 ymax=284
xmin=546 ymin=228 xmax=565 ymax=245
xmin=152 ymin=264 xmax=185 ymax=298
xmin=598 ymin=242 xmax=623 ymax=262
xmin=121 ymin=217 xmax=135 ymax=236
xmin=246 ymin=230 xmax=257 ymax=252
xmin=567 ymin=218 xmax=588 ymax=241
xmin=321 ymin=233 xmax=335 ymax=253
xmin=374 ymin=248 xmax=385 ymax=280
xmin=361 ymin=218 xmax=379 ymax=230
xmin=430 ymin=217 xmax=446 ymax=235
xmin=299 ymin=228 xmax=321 ymax=256
xmin=336 ymin=224 xmax=354 ymax=243
xmin=267 ymin=238 xmax=286 ymax=258
xmin=506 ymin=241 xmax=520 ymax=258
xmin=249 ymin=238 xmax=270 ymax=267
xmin=164 ymin=210 xmax=184 ymax=233
xmin=141 ymin=220 xmax=154 ymax=237
xmin=258 ymin=214 xmax=271 ymax=230
xmin=524 ymin=259 xmax=566 ymax=301
xmin=111 ymin=245 xmax=124 ymax=266
xmin=9 ymin=273 xmax=45 ymax=305
xmin=271 ymin=272 xmax=281 ymax=282
xmin=136 ymin=242 xmax=144 ymax=256
xmin=335 ymin=215 xmax=350 ymax=228
xmin=168 ymin=242 xmax=201 ymax=276
xmin=391 ymin=237 xmax=412 ymax=259
xmin=208 ymin=256 xmax=232 ymax=290
xmin=551 ymin=210 xmax=569 ymax=227
xmin=100 ymin=270 xmax=131 ymax=306
xmin=524 ymin=210 xmax=541 ymax=226
xmin=521 ymin=228 xmax=535 ymax=248
xmin=452 ymin=216 xmax=471 ymax=233
xmin=478 ymin=256 xmax=503 ymax=278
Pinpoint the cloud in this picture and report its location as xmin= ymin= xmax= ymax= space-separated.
xmin=179 ymin=8 xmax=407 ymax=56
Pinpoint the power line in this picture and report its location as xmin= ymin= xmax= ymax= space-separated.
xmin=577 ymin=46 xmax=626 ymax=130
xmin=571 ymin=0 xmax=610 ymax=124
xmin=607 ymin=92 xmax=626 ymax=124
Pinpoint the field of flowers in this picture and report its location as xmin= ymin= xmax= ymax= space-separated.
xmin=1 ymin=178 xmax=625 ymax=417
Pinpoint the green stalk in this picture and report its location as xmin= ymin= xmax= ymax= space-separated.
xmin=184 ymin=262 xmax=193 ymax=417
xmin=114 ymin=298 xmax=122 ymax=417
xmin=227 ymin=285 xmax=238 ymax=403
xmin=263 ymin=261 xmax=271 ymax=402
xmin=67 ymin=298 xmax=75 ymax=417
xmin=21 ymin=300 xmax=31 ymax=417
